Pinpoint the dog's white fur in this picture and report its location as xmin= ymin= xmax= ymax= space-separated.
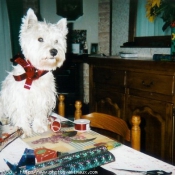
xmin=0 ymin=9 xmax=68 ymax=137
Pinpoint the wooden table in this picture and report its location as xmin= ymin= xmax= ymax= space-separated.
xmin=0 ymin=113 xmax=175 ymax=174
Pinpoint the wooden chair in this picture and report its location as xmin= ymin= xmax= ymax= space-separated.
xmin=81 ymin=112 xmax=141 ymax=151
xmin=57 ymin=94 xmax=141 ymax=151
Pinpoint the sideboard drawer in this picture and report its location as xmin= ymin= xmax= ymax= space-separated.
xmin=93 ymin=67 xmax=125 ymax=87
xmin=127 ymin=71 xmax=174 ymax=95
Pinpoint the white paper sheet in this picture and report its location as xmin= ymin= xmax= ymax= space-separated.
xmin=102 ymin=145 xmax=175 ymax=175
xmin=50 ymin=112 xmax=68 ymax=122
xmin=0 ymin=138 xmax=31 ymax=173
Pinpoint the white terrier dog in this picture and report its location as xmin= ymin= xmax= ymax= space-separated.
xmin=0 ymin=9 xmax=68 ymax=137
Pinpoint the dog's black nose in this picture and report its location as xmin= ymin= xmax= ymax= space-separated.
xmin=50 ymin=49 xmax=58 ymax=56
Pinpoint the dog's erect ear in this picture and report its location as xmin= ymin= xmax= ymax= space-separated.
xmin=22 ymin=8 xmax=38 ymax=29
xmin=57 ymin=18 xmax=68 ymax=36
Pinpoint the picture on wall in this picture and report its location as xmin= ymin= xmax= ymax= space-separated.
xmin=91 ymin=43 xmax=98 ymax=54
xmin=56 ymin=0 xmax=83 ymax=20
xmin=71 ymin=30 xmax=87 ymax=53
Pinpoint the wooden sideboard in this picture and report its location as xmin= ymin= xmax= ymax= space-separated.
xmin=88 ymin=56 xmax=175 ymax=165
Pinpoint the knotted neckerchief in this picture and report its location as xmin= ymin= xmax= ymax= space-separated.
xmin=13 ymin=56 xmax=48 ymax=90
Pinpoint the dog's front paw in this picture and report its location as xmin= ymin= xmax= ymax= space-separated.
xmin=21 ymin=127 xmax=33 ymax=138
xmin=0 ymin=117 xmax=10 ymax=125
xmin=32 ymin=122 xmax=48 ymax=134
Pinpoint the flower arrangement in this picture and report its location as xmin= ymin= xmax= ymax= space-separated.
xmin=146 ymin=0 xmax=175 ymax=31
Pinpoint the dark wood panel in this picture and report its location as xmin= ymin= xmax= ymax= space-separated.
xmin=93 ymin=68 xmax=125 ymax=87
xmin=127 ymin=95 xmax=173 ymax=163
xmin=90 ymin=88 xmax=125 ymax=118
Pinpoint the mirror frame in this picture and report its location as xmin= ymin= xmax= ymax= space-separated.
xmin=126 ymin=0 xmax=171 ymax=48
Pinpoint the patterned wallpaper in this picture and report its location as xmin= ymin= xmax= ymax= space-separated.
xmin=111 ymin=0 xmax=129 ymax=55
xmin=98 ymin=0 xmax=111 ymax=55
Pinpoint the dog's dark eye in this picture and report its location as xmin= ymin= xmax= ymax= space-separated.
xmin=38 ymin=37 xmax=44 ymax=42
xmin=55 ymin=40 xmax=58 ymax=44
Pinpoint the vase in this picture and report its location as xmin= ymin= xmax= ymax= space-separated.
xmin=171 ymin=27 xmax=175 ymax=55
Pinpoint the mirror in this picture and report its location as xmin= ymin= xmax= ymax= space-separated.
xmin=127 ymin=0 xmax=171 ymax=47
xmin=136 ymin=0 xmax=170 ymax=37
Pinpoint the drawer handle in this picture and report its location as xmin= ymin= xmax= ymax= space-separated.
xmin=142 ymin=81 xmax=153 ymax=87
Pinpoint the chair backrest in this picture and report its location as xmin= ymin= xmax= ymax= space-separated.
xmin=81 ymin=112 xmax=141 ymax=151
xmin=81 ymin=112 xmax=130 ymax=140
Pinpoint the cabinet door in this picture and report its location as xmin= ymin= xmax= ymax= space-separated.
xmin=91 ymin=88 xmax=125 ymax=118
xmin=127 ymin=95 xmax=174 ymax=164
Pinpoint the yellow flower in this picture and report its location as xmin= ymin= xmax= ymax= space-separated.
xmin=145 ymin=0 xmax=162 ymax=22
xmin=172 ymin=33 xmax=175 ymax=41
xmin=152 ymin=0 xmax=161 ymax=7
xmin=146 ymin=0 xmax=175 ymax=31
xmin=145 ymin=3 xmax=152 ymax=13
xmin=146 ymin=0 xmax=161 ymax=9
xmin=146 ymin=5 xmax=155 ymax=22
xmin=147 ymin=14 xmax=156 ymax=22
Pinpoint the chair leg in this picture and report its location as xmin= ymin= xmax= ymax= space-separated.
xmin=131 ymin=115 xmax=141 ymax=151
